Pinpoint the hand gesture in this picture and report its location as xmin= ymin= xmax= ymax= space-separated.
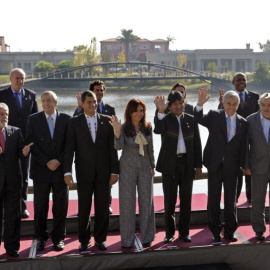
xmin=198 ymin=88 xmax=210 ymax=106
xmin=154 ymin=96 xmax=169 ymax=113
xmin=76 ymin=92 xmax=83 ymax=110
xmin=219 ymin=89 xmax=224 ymax=106
xmin=22 ymin=142 xmax=33 ymax=156
xmin=64 ymin=175 xmax=74 ymax=188
xmin=109 ymin=115 xmax=121 ymax=139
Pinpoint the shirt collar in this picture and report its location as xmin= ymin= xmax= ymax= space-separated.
xmin=11 ymin=87 xmax=22 ymax=94
xmin=225 ymin=112 xmax=237 ymax=121
xmin=85 ymin=113 xmax=97 ymax=119
xmin=45 ymin=111 xmax=57 ymax=121
xmin=235 ymin=89 xmax=246 ymax=97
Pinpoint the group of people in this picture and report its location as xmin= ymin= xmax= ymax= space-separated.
xmin=0 ymin=68 xmax=269 ymax=257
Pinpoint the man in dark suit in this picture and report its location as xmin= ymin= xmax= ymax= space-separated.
xmin=0 ymin=102 xmax=31 ymax=257
xmin=219 ymin=73 xmax=259 ymax=202
xmin=154 ymin=91 xmax=202 ymax=243
xmin=64 ymin=90 xmax=119 ymax=252
xmin=74 ymin=80 xmax=115 ymax=214
xmin=196 ymin=89 xmax=247 ymax=244
xmin=244 ymin=93 xmax=270 ymax=241
xmin=26 ymin=91 xmax=70 ymax=252
xmin=0 ymin=68 xmax=39 ymax=218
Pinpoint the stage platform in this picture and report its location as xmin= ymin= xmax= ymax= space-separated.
xmin=0 ymin=192 xmax=269 ymax=269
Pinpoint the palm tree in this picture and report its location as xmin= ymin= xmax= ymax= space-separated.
xmin=167 ymin=35 xmax=176 ymax=45
xmin=117 ymin=29 xmax=138 ymax=61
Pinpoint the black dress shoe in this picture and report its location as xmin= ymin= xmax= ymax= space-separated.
xmin=37 ymin=240 xmax=46 ymax=251
xmin=256 ymin=232 xmax=265 ymax=241
xmin=143 ymin=242 xmax=152 ymax=247
xmin=21 ymin=209 xmax=30 ymax=219
xmin=6 ymin=250 xmax=20 ymax=257
xmin=179 ymin=235 xmax=192 ymax=242
xmin=164 ymin=236 xmax=175 ymax=244
xmin=95 ymin=242 xmax=107 ymax=251
xmin=79 ymin=242 xmax=91 ymax=251
xmin=224 ymin=233 xmax=238 ymax=242
xmin=212 ymin=234 xmax=222 ymax=245
xmin=54 ymin=241 xmax=65 ymax=251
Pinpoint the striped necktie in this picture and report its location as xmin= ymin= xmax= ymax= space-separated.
xmin=0 ymin=129 xmax=5 ymax=153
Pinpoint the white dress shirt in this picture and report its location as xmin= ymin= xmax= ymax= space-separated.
xmin=85 ymin=113 xmax=98 ymax=143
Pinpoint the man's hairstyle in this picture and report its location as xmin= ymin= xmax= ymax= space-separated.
xmin=171 ymin=83 xmax=187 ymax=99
xmin=41 ymin=90 xmax=58 ymax=104
xmin=259 ymin=93 xmax=270 ymax=105
xmin=81 ymin=90 xmax=96 ymax=103
xmin=0 ymin=102 xmax=9 ymax=112
xmin=89 ymin=80 xmax=106 ymax=92
xmin=167 ymin=91 xmax=185 ymax=107
xmin=232 ymin=72 xmax=246 ymax=82
xmin=223 ymin=90 xmax=240 ymax=105
xmin=9 ymin=68 xmax=26 ymax=78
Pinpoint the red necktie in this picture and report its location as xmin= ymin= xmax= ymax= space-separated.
xmin=0 ymin=129 xmax=5 ymax=153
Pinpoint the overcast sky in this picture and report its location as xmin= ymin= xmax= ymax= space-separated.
xmin=1 ymin=0 xmax=268 ymax=52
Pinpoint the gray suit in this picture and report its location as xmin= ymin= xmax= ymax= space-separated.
xmin=114 ymin=125 xmax=155 ymax=247
xmin=245 ymin=111 xmax=270 ymax=233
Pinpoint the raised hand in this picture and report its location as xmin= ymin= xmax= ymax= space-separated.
xmin=109 ymin=115 xmax=121 ymax=139
xmin=76 ymin=92 xmax=83 ymax=110
xmin=154 ymin=96 xmax=169 ymax=113
xmin=198 ymin=88 xmax=210 ymax=106
xmin=22 ymin=142 xmax=33 ymax=156
xmin=219 ymin=89 xmax=224 ymax=106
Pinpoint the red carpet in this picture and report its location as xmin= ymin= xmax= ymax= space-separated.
xmin=22 ymin=193 xmax=209 ymax=220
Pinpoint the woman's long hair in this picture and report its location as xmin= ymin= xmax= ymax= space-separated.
xmin=123 ymin=99 xmax=151 ymax=137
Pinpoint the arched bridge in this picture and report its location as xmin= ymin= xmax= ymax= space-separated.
xmin=38 ymin=62 xmax=231 ymax=85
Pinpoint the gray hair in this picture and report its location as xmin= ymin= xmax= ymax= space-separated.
xmin=9 ymin=68 xmax=26 ymax=78
xmin=259 ymin=93 xmax=270 ymax=105
xmin=41 ymin=90 xmax=58 ymax=104
xmin=0 ymin=102 xmax=9 ymax=112
xmin=223 ymin=90 xmax=240 ymax=105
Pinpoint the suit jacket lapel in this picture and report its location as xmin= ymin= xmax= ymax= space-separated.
xmin=254 ymin=111 xmax=268 ymax=146
xmin=95 ymin=114 xmax=103 ymax=142
xmin=221 ymin=110 xmax=227 ymax=141
xmin=4 ymin=126 xmax=13 ymax=152
xmin=41 ymin=112 xmax=53 ymax=142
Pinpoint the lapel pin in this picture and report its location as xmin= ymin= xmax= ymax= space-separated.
xmin=101 ymin=122 xmax=103 ymax=124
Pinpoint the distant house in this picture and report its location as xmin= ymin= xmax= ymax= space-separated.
xmin=100 ymin=38 xmax=169 ymax=62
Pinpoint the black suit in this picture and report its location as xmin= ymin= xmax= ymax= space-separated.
xmin=219 ymin=90 xmax=259 ymax=200
xmin=0 ymin=126 xmax=24 ymax=252
xmin=73 ymin=102 xmax=115 ymax=116
xmin=26 ymin=111 xmax=70 ymax=244
xmin=64 ymin=113 xmax=119 ymax=244
xmin=0 ymin=86 xmax=38 ymax=212
xmin=195 ymin=109 xmax=247 ymax=236
xmin=154 ymin=112 xmax=202 ymax=238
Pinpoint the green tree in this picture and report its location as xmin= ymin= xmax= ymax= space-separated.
xmin=101 ymin=51 xmax=112 ymax=62
xmin=258 ymin=40 xmax=270 ymax=52
xmin=57 ymin=60 xmax=74 ymax=70
xmin=177 ymin=54 xmax=187 ymax=68
xmin=206 ymin=62 xmax=218 ymax=72
xmin=117 ymin=29 xmax=138 ymax=61
xmin=117 ymin=50 xmax=126 ymax=64
xmin=254 ymin=61 xmax=270 ymax=83
xmin=73 ymin=37 xmax=101 ymax=66
xmin=33 ymin=61 xmax=55 ymax=73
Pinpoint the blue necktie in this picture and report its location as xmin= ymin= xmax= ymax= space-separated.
xmin=227 ymin=117 xmax=231 ymax=142
xmin=48 ymin=116 xmax=54 ymax=138
xmin=14 ymin=92 xmax=21 ymax=111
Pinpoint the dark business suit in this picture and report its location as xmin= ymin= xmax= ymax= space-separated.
xmin=0 ymin=86 xmax=38 ymax=212
xmin=73 ymin=102 xmax=115 ymax=116
xmin=195 ymin=109 xmax=247 ymax=236
xmin=26 ymin=111 xmax=70 ymax=244
xmin=64 ymin=113 xmax=119 ymax=244
xmin=0 ymin=126 xmax=24 ymax=252
xmin=154 ymin=112 xmax=202 ymax=238
xmin=219 ymin=90 xmax=259 ymax=200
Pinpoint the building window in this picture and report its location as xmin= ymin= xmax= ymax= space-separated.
xmin=154 ymin=45 xmax=161 ymax=52
xmin=24 ymin=62 xmax=31 ymax=71
xmin=116 ymin=45 xmax=123 ymax=52
xmin=103 ymin=45 xmax=111 ymax=52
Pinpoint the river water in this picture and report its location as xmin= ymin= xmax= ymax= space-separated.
xmin=33 ymin=88 xmax=268 ymax=199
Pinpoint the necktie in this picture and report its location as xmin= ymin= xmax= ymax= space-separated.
xmin=239 ymin=93 xmax=244 ymax=110
xmin=227 ymin=116 xmax=231 ymax=142
xmin=48 ymin=116 xmax=54 ymax=138
xmin=0 ymin=129 xmax=5 ymax=153
xmin=14 ymin=92 xmax=21 ymax=111
xmin=97 ymin=103 xmax=102 ymax=114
